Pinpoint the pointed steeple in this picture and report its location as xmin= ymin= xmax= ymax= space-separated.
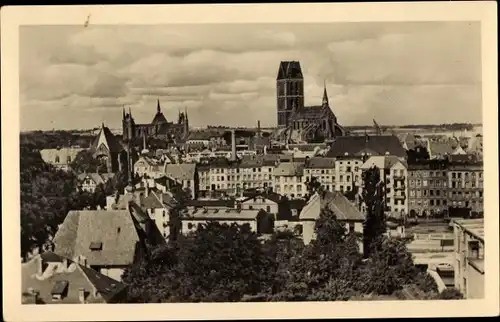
xmin=128 ymin=107 xmax=132 ymax=117
xmin=322 ymin=80 xmax=329 ymax=106
xmin=122 ymin=107 xmax=126 ymax=119
xmin=157 ymin=99 xmax=161 ymax=114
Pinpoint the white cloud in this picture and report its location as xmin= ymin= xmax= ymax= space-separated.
xmin=19 ymin=22 xmax=482 ymax=131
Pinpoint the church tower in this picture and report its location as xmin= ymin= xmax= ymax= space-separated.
xmin=122 ymin=107 xmax=136 ymax=142
xmin=276 ymin=61 xmax=304 ymax=128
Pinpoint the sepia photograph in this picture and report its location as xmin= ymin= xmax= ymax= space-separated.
xmin=2 ymin=2 xmax=498 ymax=321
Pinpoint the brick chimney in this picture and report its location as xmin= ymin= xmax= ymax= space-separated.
xmin=231 ymin=129 xmax=236 ymax=161
xmin=78 ymin=288 xmax=86 ymax=303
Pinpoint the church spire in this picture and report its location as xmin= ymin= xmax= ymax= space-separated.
xmin=122 ymin=107 xmax=126 ymax=119
xmin=157 ymin=99 xmax=161 ymax=114
xmin=322 ymin=80 xmax=329 ymax=106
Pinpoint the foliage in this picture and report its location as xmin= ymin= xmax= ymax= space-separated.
xmin=20 ymin=131 xmax=94 ymax=150
xmin=362 ymin=165 xmax=387 ymax=257
xmin=122 ymin=203 xmax=439 ymax=302
xmin=123 ymin=222 xmax=275 ymax=302
xmin=437 ymin=287 xmax=464 ymax=300
xmin=20 ymin=145 xmax=115 ymax=259
xmin=71 ymin=150 xmax=108 ymax=174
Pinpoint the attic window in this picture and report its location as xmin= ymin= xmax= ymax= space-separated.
xmin=89 ymin=241 xmax=103 ymax=251
xmin=51 ymin=280 xmax=69 ymax=300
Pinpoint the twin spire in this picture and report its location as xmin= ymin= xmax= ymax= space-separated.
xmin=123 ymin=99 xmax=189 ymax=121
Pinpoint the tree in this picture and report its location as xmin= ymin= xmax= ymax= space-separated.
xmin=362 ymin=166 xmax=387 ymax=257
xmin=122 ymin=222 xmax=275 ymax=302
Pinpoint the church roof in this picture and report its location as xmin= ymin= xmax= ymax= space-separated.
xmin=89 ymin=125 xmax=124 ymax=154
xmin=290 ymin=105 xmax=330 ymax=120
xmin=151 ymin=112 xmax=168 ymax=125
xmin=277 ymin=61 xmax=303 ymax=80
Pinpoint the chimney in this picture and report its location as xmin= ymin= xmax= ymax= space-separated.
xmin=257 ymin=120 xmax=261 ymax=138
xmin=160 ymin=192 xmax=164 ymax=205
xmin=62 ymin=258 xmax=68 ymax=271
xmin=78 ymin=288 xmax=86 ymax=303
xmin=145 ymin=181 xmax=150 ymax=197
xmin=231 ymin=129 xmax=236 ymax=161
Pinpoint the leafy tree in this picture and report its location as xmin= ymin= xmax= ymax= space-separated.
xmin=71 ymin=149 xmax=108 ymax=174
xmin=122 ymin=222 xmax=275 ymax=302
xmin=362 ymin=166 xmax=387 ymax=257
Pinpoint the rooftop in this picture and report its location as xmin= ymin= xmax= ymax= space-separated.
xmin=453 ymin=218 xmax=484 ymax=242
xmin=22 ymin=252 xmax=125 ymax=304
xmin=184 ymin=208 xmax=262 ymax=220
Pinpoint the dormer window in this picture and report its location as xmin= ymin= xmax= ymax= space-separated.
xmin=51 ymin=280 xmax=69 ymax=301
xmin=89 ymin=241 xmax=103 ymax=251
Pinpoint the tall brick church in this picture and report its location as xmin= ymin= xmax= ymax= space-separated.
xmin=276 ymin=61 xmax=345 ymax=142
xmin=122 ymin=99 xmax=189 ymax=142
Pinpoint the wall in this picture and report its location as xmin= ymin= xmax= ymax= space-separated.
xmin=466 ymin=264 xmax=484 ymax=299
xmin=181 ymin=219 xmax=257 ymax=234
xmin=99 ymin=267 xmax=125 ymax=282
xmin=148 ymin=208 xmax=170 ymax=239
xmin=241 ymin=198 xmax=278 ymax=214
xmin=302 ymin=220 xmax=316 ymax=245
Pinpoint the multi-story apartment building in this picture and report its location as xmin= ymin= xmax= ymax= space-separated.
xmin=361 ymin=156 xmax=408 ymax=218
xmin=274 ymin=161 xmax=305 ymax=198
xmin=334 ymin=157 xmax=364 ymax=193
xmin=407 ymin=160 xmax=449 ymax=217
xmin=303 ymin=157 xmax=336 ymax=192
xmin=447 ymin=155 xmax=484 ymax=215
xmin=453 ymin=218 xmax=484 ymax=299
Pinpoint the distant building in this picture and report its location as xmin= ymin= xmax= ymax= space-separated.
xmin=274 ymin=161 xmax=305 ymax=198
xmin=76 ymin=172 xmax=115 ymax=193
xmin=180 ymin=208 xmax=264 ymax=234
xmin=447 ymin=155 xmax=483 ymax=215
xmin=453 ymin=218 xmax=484 ymax=299
xmin=89 ymin=123 xmax=126 ymax=173
xmin=22 ymin=252 xmax=126 ymax=304
xmin=164 ymin=163 xmax=198 ymax=199
xmin=360 ymin=156 xmax=409 ymax=218
xmin=276 ymin=61 xmax=345 ymax=142
xmin=299 ymin=191 xmax=365 ymax=247
xmin=327 ymin=134 xmax=407 ymax=160
xmin=122 ymin=100 xmax=189 ymax=142
xmin=140 ymin=189 xmax=178 ymax=240
xmin=303 ymin=157 xmax=337 ymax=192
xmin=407 ymin=161 xmax=449 ymax=217
xmin=133 ymin=155 xmax=163 ymax=179
xmin=40 ymin=147 xmax=85 ymax=172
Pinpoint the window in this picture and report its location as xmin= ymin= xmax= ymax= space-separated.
xmin=67 ymin=156 xmax=72 ymax=163
xmin=55 ymin=156 xmax=60 ymax=163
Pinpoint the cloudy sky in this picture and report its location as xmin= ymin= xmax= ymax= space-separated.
xmin=20 ymin=21 xmax=482 ymax=131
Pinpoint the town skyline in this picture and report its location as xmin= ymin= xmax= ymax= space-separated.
xmin=20 ymin=22 xmax=482 ymax=131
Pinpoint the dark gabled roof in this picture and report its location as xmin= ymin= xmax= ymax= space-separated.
xmin=290 ymin=105 xmax=330 ymax=120
xmin=305 ymin=157 xmax=336 ymax=169
xmin=277 ymin=61 xmax=303 ymax=80
xmin=79 ymin=265 xmax=127 ymax=302
xmin=89 ymin=125 xmax=124 ymax=154
xmin=447 ymin=154 xmax=480 ymax=164
xmin=186 ymin=199 xmax=235 ymax=208
xmin=241 ymin=191 xmax=282 ymax=204
xmin=327 ymin=135 xmax=406 ymax=158
xmin=288 ymin=199 xmax=307 ymax=210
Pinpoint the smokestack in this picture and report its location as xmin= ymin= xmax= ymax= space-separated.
xmin=257 ymin=120 xmax=261 ymax=138
xmin=231 ymin=129 xmax=236 ymax=161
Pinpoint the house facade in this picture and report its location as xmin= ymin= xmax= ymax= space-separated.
xmin=453 ymin=219 xmax=484 ymax=299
